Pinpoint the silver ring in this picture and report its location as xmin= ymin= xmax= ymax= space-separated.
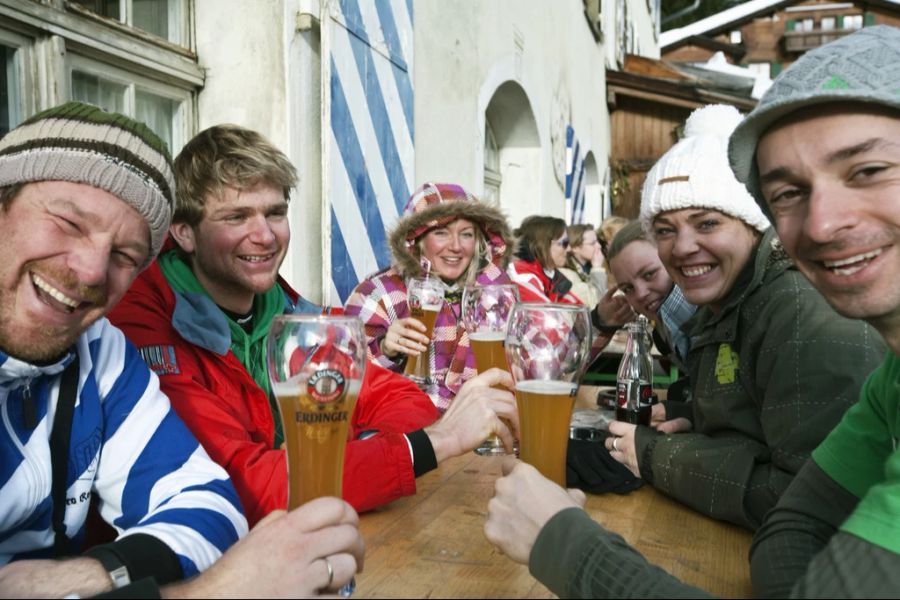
xmin=324 ymin=557 xmax=334 ymax=589
xmin=612 ymin=437 xmax=620 ymax=452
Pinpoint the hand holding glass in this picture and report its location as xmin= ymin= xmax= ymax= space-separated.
xmin=404 ymin=276 xmax=444 ymax=385
xmin=505 ymin=303 xmax=592 ymax=486
xmin=462 ymin=283 xmax=519 ymax=456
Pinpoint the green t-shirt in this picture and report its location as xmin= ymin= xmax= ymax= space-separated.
xmin=813 ymin=351 xmax=900 ymax=554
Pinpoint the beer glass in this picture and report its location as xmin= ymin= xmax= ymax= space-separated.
xmin=267 ymin=315 xmax=367 ymax=508
xmin=403 ymin=276 xmax=444 ymax=386
xmin=505 ymin=303 xmax=592 ymax=486
xmin=462 ymin=283 xmax=519 ymax=456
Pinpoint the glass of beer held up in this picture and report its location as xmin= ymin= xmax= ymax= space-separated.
xmin=403 ymin=275 xmax=444 ymax=386
xmin=267 ymin=315 xmax=367 ymax=508
xmin=462 ymin=283 xmax=520 ymax=456
xmin=505 ymin=303 xmax=592 ymax=486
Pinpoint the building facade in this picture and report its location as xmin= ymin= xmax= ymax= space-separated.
xmin=0 ymin=0 xmax=659 ymax=304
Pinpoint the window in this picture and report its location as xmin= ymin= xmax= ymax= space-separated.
xmin=0 ymin=28 xmax=33 ymax=137
xmin=483 ymin=119 xmax=501 ymax=206
xmin=729 ymin=29 xmax=742 ymax=44
xmin=69 ymin=55 xmax=191 ymax=153
xmin=843 ymin=15 xmax=863 ymax=30
xmin=1 ymin=45 xmax=21 ymax=137
xmin=1 ymin=2 xmax=199 ymax=155
xmin=71 ymin=0 xmax=188 ymax=46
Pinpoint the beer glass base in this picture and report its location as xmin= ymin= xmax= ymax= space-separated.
xmin=474 ymin=443 xmax=508 ymax=456
xmin=405 ymin=374 xmax=427 ymax=387
xmin=339 ymin=577 xmax=356 ymax=597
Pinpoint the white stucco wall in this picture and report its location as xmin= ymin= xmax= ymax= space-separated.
xmin=190 ymin=0 xmax=660 ymax=300
xmin=193 ymin=0 xmax=324 ymax=301
xmin=413 ymin=0 xmax=614 ymax=229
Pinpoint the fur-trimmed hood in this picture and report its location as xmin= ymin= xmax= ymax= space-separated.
xmin=387 ymin=183 xmax=513 ymax=280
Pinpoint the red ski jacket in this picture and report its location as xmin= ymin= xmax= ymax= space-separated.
xmin=109 ymin=261 xmax=439 ymax=526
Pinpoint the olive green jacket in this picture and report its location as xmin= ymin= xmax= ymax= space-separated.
xmin=634 ymin=229 xmax=885 ymax=530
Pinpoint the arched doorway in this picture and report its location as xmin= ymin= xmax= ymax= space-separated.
xmin=482 ymin=80 xmax=540 ymax=227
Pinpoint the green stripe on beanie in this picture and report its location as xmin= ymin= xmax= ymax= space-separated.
xmin=0 ymin=101 xmax=175 ymax=264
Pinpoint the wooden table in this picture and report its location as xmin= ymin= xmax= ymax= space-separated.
xmin=356 ymin=387 xmax=753 ymax=598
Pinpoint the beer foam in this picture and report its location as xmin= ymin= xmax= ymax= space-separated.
xmin=272 ymin=378 xmax=362 ymax=396
xmin=468 ymin=331 xmax=506 ymax=342
xmin=515 ymin=380 xmax=578 ymax=395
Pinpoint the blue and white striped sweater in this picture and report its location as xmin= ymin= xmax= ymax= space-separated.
xmin=0 ymin=318 xmax=248 ymax=575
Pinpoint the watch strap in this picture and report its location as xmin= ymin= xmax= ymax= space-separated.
xmin=86 ymin=547 xmax=131 ymax=589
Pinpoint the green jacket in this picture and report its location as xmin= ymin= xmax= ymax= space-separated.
xmin=634 ymin=229 xmax=886 ymax=530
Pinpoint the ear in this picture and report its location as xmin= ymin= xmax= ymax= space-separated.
xmin=169 ymin=222 xmax=196 ymax=254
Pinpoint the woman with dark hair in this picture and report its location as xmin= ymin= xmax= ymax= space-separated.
xmin=507 ymin=215 xmax=583 ymax=304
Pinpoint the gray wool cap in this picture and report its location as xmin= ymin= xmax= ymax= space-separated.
xmin=729 ymin=25 xmax=900 ymax=216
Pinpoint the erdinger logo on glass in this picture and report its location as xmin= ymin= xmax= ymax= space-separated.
xmin=307 ymin=368 xmax=346 ymax=405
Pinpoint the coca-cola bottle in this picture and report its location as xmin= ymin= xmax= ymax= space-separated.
xmin=615 ymin=315 xmax=653 ymax=425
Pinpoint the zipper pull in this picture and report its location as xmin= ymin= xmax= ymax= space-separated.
xmin=22 ymin=382 xmax=37 ymax=429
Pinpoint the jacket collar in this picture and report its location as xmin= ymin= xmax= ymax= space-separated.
xmin=0 ymin=348 xmax=73 ymax=389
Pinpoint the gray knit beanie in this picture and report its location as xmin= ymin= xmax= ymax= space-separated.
xmin=0 ymin=101 xmax=175 ymax=264
xmin=729 ymin=25 xmax=900 ymax=215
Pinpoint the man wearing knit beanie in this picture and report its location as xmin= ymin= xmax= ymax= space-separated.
xmin=726 ymin=24 xmax=900 ymax=598
xmin=0 ymin=104 xmax=362 ymax=598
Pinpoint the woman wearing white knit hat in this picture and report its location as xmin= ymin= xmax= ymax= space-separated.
xmin=604 ymin=104 xmax=885 ymax=530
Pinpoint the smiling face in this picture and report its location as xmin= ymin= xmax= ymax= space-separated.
xmin=609 ymin=239 xmax=673 ymax=319
xmin=419 ymin=218 xmax=478 ymax=283
xmin=170 ymin=183 xmax=289 ymax=314
xmin=652 ymin=208 xmax=759 ymax=312
xmin=756 ymin=105 xmax=900 ymax=342
xmin=0 ymin=181 xmax=149 ymax=362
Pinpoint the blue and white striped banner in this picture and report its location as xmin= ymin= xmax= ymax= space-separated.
xmin=565 ymin=125 xmax=587 ymax=224
xmin=328 ymin=0 xmax=415 ymax=304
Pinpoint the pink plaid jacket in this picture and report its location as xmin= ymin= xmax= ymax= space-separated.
xmin=345 ymin=264 xmax=510 ymax=412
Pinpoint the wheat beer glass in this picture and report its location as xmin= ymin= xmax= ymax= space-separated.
xmin=462 ymin=283 xmax=520 ymax=456
xmin=505 ymin=303 xmax=591 ymax=486
xmin=403 ymin=276 xmax=444 ymax=386
xmin=267 ymin=315 xmax=367 ymax=508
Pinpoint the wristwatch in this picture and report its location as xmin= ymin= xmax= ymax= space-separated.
xmin=88 ymin=548 xmax=132 ymax=590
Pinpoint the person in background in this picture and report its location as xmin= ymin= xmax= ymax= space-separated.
xmin=603 ymin=220 xmax=696 ymax=416
xmin=345 ymin=183 xmax=514 ymax=412
xmin=507 ymin=215 xmax=583 ymax=304
xmin=0 ymin=102 xmax=359 ymax=599
xmin=596 ymin=215 xmax=629 ymax=287
xmin=110 ymin=128 xmax=517 ymax=528
xmin=509 ymin=215 xmax=632 ymax=355
xmin=605 ymin=220 xmax=694 ymax=371
xmin=560 ymin=223 xmax=608 ymax=308
xmin=484 ymin=25 xmax=900 ymax=599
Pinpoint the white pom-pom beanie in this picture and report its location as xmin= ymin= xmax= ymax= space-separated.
xmin=639 ymin=104 xmax=770 ymax=234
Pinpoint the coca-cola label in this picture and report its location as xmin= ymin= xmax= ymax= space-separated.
xmin=307 ymin=369 xmax=346 ymax=404
xmin=617 ymin=381 xmax=653 ymax=408
xmin=640 ymin=383 xmax=653 ymax=404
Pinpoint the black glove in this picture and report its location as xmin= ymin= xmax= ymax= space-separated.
xmin=566 ymin=435 xmax=644 ymax=495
